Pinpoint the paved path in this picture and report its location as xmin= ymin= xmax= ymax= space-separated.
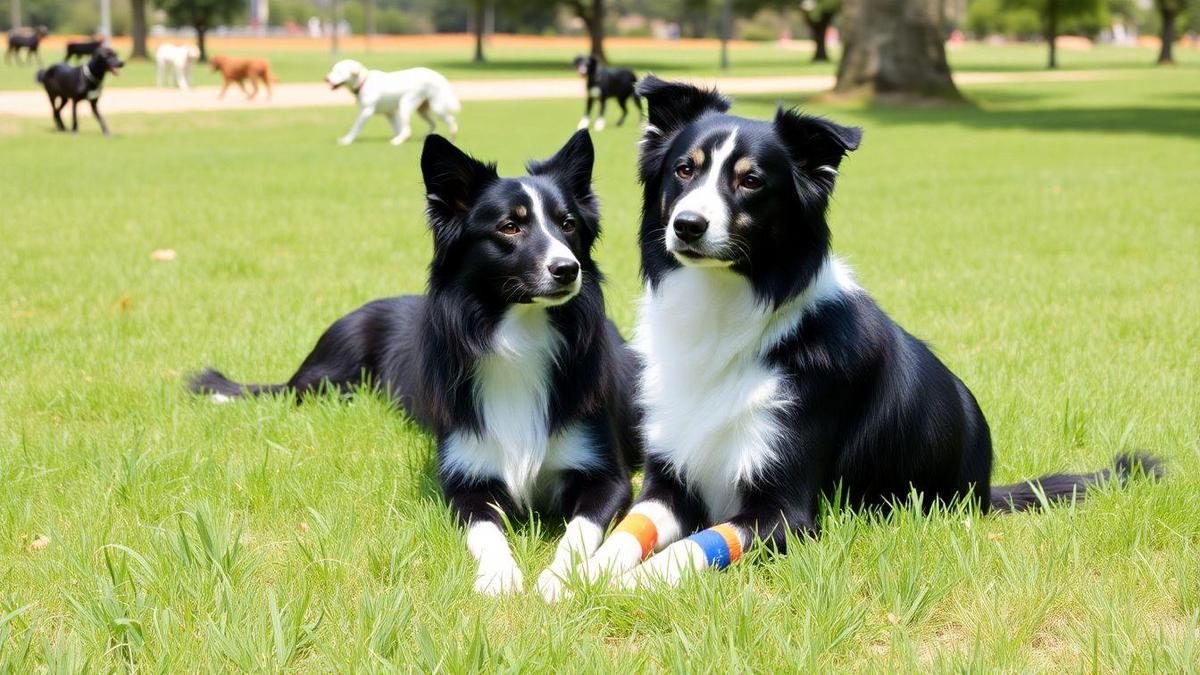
xmin=0 ymin=70 xmax=1108 ymax=118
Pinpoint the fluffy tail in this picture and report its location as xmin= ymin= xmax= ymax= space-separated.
xmin=188 ymin=368 xmax=289 ymax=399
xmin=990 ymin=451 xmax=1163 ymax=513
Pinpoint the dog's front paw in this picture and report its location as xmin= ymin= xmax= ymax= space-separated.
xmin=474 ymin=561 xmax=524 ymax=596
xmin=389 ymin=133 xmax=412 ymax=146
xmin=576 ymin=116 xmax=590 ymax=131
xmin=593 ymin=118 xmax=606 ymax=132
xmin=337 ymin=135 xmax=354 ymax=146
xmin=535 ymin=568 xmax=570 ymax=603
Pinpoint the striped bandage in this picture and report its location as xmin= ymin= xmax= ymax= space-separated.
xmin=613 ymin=513 xmax=658 ymax=560
xmin=686 ymin=523 xmax=743 ymax=570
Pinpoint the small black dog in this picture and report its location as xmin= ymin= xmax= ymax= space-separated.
xmin=65 ymin=38 xmax=104 ymax=62
xmin=37 ymin=47 xmax=124 ymax=136
xmin=573 ymin=54 xmax=641 ymax=132
xmin=5 ymin=26 xmax=49 ymax=65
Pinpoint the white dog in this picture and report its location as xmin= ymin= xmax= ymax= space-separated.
xmin=155 ymin=43 xmax=200 ymax=91
xmin=324 ymin=60 xmax=461 ymax=146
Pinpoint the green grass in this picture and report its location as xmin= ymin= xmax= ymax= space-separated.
xmin=2 ymin=40 xmax=1196 ymax=91
xmin=1 ymin=68 xmax=1199 ymax=671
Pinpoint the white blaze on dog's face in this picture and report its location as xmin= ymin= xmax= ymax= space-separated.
xmin=420 ymin=130 xmax=601 ymax=309
xmin=325 ymin=59 xmax=365 ymax=90
xmin=664 ymin=129 xmax=740 ymax=267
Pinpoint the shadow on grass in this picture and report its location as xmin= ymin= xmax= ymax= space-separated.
xmin=734 ymin=91 xmax=1200 ymax=140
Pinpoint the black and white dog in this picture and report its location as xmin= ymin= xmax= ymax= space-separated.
xmin=37 ymin=46 xmax=124 ymax=136
xmin=574 ymin=77 xmax=1160 ymax=589
xmin=190 ymin=131 xmax=639 ymax=599
xmin=573 ymin=54 xmax=641 ymax=133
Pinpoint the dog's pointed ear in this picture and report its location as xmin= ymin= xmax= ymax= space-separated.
xmin=526 ymin=130 xmax=594 ymax=200
xmin=773 ymin=107 xmax=862 ymax=177
xmin=421 ymin=134 xmax=498 ymax=228
xmin=637 ymin=75 xmax=731 ymax=140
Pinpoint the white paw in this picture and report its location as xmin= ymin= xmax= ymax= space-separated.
xmin=210 ymin=393 xmax=232 ymax=405
xmin=576 ymin=116 xmax=590 ymax=131
xmin=337 ymin=136 xmax=354 ymax=146
xmin=474 ymin=562 xmax=523 ymax=596
xmin=389 ymin=134 xmax=411 ymax=146
xmin=536 ymin=568 xmax=570 ymax=603
xmin=593 ymin=118 xmax=606 ymax=132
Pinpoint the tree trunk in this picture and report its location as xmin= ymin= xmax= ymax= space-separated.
xmin=196 ymin=26 xmax=207 ymax=62
xmin=575 ymin=0 xmax=607 ymax=61
xmin=1046 ymin=0 xmax=1058 ymax=69
xmin=130 ymin=0 xmax=148 ymax=59
xmin=803 ymin=12 xmax=833 ymax=63
xmin=1157 ymin=7 xmax=1176 ymax=64
xmin=472 ymin=0 xmax=486 ymax=63
xmin=834 ymin=0 xmax=960 ymax=102
xmin=719 ymin=0 xmax=731 ymax=69
xmin=10 ymin=0 xmax=20 ymax=30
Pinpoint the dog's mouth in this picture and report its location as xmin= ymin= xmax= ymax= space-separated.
xmin=669 ymin=245 xmax=736 ymax=268
xmin=327 ymin=78 xmax=343 ymax=90
xmin=108 ymin=63 xmax=123 ymax=75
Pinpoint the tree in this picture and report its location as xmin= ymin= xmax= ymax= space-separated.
xmin=1154 ymin=0 xmax=1186 ymax=64
xmin=834 ymin=0 xmax=960 ymax=101
xmin=155 ymin=0 xmax=244 ymax=62
xmin=568 ymin=0 xmax=607 ymax=60
xmin=1002 ymin=0 xmax=1104 ymax=69
xmin=130 ymin=0 xmax=148 ymax=59
xmin=471 ymin=0 xmax=487 ymax=63
xmin=800 ymin=0 xmax=842 ymax=62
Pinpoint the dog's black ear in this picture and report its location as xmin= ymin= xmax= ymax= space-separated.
xmin=421 ymin=134 xmax=498 ymax=228
xmin=636 ymin=75 xmax=731 ymax=140
xmin=527 ymin=130 xmax=594 ymax=200
xmin=773 ymin=108 xmax=862 ymax=178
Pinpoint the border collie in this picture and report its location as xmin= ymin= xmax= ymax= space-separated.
xmin=190 ymin=131 xmax=639 ymax=599
xmin=573 ymin=55 xmax=641 ymax=133
xmin=573 ymin=76 xmax=1161 ymax=590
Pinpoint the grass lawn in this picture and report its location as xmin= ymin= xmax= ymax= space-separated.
xmin=1 ymin=37 xmax=1196 ymax=91
xmin=1 ymin=68 xmax=1198 ymax=671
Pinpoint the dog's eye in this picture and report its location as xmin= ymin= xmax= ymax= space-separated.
xmin=497 ymin=221 xmax=521 ymax=236
xmin=739 ymin=174 xmax=764 ymax=190
xmin=561 ymin=216 xmax=577 ymax=234
xmin=675 ymin=163 xmax=694 ymax=180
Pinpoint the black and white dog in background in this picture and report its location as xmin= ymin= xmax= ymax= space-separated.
xmin=191 ymin=131 xmax=640 ymax=599
xmin=573 ymin=54 xmax=641 ymax=132
xmin=37 ymin=46 xmax=124 ymax=136
xmin=574 ymin=77 xmax=1160 ymax=589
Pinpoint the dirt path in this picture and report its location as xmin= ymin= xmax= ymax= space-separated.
xmin=0 ymin=70 xmax=1108 ymax=118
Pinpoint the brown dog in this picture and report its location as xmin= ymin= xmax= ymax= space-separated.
xmin=210 ymin=55 xmax=277 ymax=100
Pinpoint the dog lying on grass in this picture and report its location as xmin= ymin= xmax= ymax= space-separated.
xmin=190 ymin=131 xmax=640 ymax=599
xmin=37 ymin=46 xmax=124 ymax=136
xmin=571 ymin=77 xmax=1163 ymax=592
xmin=156 ymin=43 xmax=201 ymax=91
xmin=324 ymin=60 xmax=461 ymax=146
xmin=210 ymin=54 xmax=277 ymax=100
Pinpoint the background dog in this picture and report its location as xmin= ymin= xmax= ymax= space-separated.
xmin=156 ymin=43 xmax=201 ymax=91
xmin=37 ymin=46 xmax=124 ymax=136
xmin=210 ymin=54 xmax=277 ymax=100
xmin=324 ymin=60 xmax=461 ymax=146
xmin=189 ymin=131 xmax=639 ymax=599
xmin=573 ymin=54 xmax=640 ymax=132
xmin=64 ymin=36 xmax=104 ymax=62
xmin=573 ymin=76 xmax=1161 ymax=591
xmin=5 ymin=26 xmax=49 ymax=65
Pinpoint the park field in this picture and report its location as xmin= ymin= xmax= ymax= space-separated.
xmin=1 ymin=34 xmax=1198 ymax=91
xmin=1 ymin=66 xmax=1198 ymax=670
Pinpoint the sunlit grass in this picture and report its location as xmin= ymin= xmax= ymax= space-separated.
xmin=0 ymin=68 xmax=1197 ymax=670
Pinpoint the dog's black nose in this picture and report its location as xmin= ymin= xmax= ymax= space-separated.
xmin=548 ymin=258 xmax=580 ymax=284
xmin=673 ymin=211 xmax=708 ymax=244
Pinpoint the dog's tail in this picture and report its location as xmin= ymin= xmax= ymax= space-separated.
xmin=188 ymin=368 xmax=289 ymax=399
xmin=36 ymin=68 xmax=46 ymax=84
xmin=989 ymin=451 xmax=1162 ymax=513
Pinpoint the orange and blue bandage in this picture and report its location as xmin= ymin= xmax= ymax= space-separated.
xmin=613 ymin=513 xmax=658 ymax=560
xmin=686 ymin=523 xmax=743 ymax=570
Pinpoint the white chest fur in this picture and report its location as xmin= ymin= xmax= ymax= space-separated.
xmin=633 ymin=259 xmax=857 ymax=521
xmin=442 ymin=305 xmax=598 ymax=507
